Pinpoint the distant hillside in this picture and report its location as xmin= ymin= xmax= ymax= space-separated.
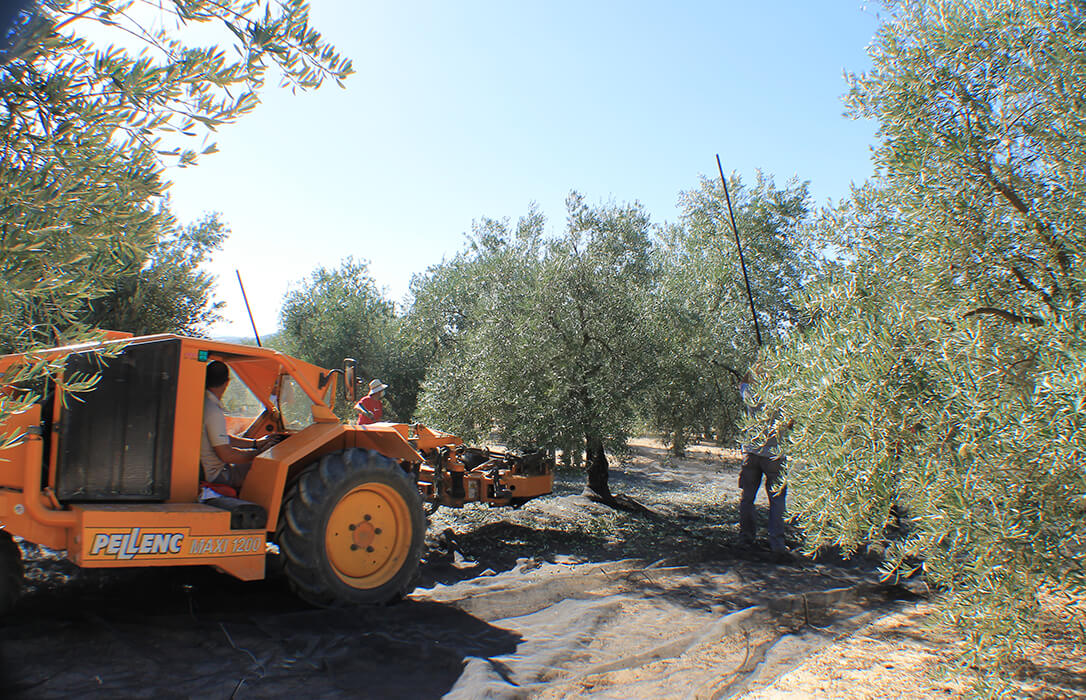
xmin=211 ymin=332 xmax=282 ymax=348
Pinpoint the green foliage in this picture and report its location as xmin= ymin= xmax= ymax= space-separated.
xmin=844 ymin=0 xmax=1085 ymax=318
xmin=410 ymin=210 xmax=549 ymax=442
xmin=648 ymin=172 xmax=814 ymax=452
xmin=758 ymin=0 xmax=1086 ymax=680
xmin=399 ymin=212 xmax=547 ymax=426
xmin=523 ymin=194 xmax=656 ymax=465
xmin=5 ymin=1 xmax=352 ymax=171
xmin=413 ymin=196 xmax=658 ymax=495
xmin=0 ymin=26 xmax=162 ymax=351
xmin=278 ymin=258 xmax=396 ymax=419
xmin=84 ymin=210 xmax=227 ymax=336
xmin=0 ymin=0 xmax=349 ymax=417
xmin=407 ymin=184 xmax=814 ymax=491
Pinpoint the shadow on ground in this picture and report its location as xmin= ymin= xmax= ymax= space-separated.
xmin=1 ymin=439 xmax=887 ymax=699
xmin=2 ymin=559 xmax=521 ymax=699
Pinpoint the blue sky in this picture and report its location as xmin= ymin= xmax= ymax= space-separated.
xmin=164 ymin=1 xmax=884 ymax=338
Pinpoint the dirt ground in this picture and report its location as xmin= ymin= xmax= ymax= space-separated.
xmin=1 ymin=439 xmax=1082 ymax=698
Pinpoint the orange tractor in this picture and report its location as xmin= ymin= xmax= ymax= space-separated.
xmin=0 ymin=334 xmax=553 ymax=609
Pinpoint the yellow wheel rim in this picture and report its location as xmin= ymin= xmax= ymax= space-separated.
xmin=325 ymin=482 xmax=413 ymax=589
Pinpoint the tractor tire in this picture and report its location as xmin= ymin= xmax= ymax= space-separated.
xmin=0 ymin=530 xmax=24 ymax=615
xmin=276 ymin=449 xmax=424 ymax=607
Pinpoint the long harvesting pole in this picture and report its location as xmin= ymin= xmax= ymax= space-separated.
xmin=716 ymin=154 xmax=762 ymax=347
xmin=236 ymin=269 xmax=262 ymax=348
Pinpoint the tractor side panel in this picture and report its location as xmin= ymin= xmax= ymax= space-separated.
xmin=55 ymin=339 xmax=181 ymax=502
xmin=70 ymin=504 xmax=265 ymax=581
xmin=240 ymin=422 xmax=348 ymax=533
xmin=0 ymin=403 xmax=41 ymax=490
xmin=348 ymin=426 xmax=425 ymax=463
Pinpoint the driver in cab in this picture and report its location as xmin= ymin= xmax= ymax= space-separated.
xmin=202 ymin=360 xmax=275 ymax=490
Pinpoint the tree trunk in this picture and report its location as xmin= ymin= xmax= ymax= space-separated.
xmin=585 ymin=436 xmax=612 ymax=500
xmin=582 ymin=435 xmax=659 ymax=516
xmin=669 ymin=428 xmax=687 ymax=457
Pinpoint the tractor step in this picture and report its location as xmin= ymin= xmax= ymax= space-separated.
xmin=202 ymin=496 xmax=268 ymax=530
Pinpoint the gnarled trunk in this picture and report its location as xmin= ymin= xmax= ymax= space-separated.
xmin=585 ymin=436 xmax=612 ymax=500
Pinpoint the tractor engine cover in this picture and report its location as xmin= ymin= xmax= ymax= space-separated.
xmin=54 ymin=339 xmax=180 ymax=502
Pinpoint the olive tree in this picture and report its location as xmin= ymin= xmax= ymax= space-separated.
xmin=648 ymin=172 xmax=815 ymax=452
xmin=414 ymin=195 xmax=658 ymax=503
xmin=406 ymin=211 xmax=547 ymax=436
xmin=757 ymin=0 xmax=1086 ymax=681
xmin=278 ymin=258 xmax=399 ymax=417
xmin=0 ymin=0 xmax=349 ymax=419
xmin=83 ymin=210 xmax=227 ymax=336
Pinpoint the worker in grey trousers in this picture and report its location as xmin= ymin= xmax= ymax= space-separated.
xmin=738 ymin=371 xmax=791 ymax=554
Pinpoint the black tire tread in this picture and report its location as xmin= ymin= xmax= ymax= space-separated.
xmin=0 ymin=530 xmax=24 ymax=615
xmin=275 ymin=449 xmax=424 ymax=607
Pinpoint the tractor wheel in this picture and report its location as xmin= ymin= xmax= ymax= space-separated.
xmin=277 ymin=449 xmax=424 ymax=607
xmin=0 ymin=530 xmax=24 ymax=614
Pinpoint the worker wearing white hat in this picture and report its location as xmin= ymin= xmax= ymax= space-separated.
xmin=355 ymin=379 xmax=388 ymax=425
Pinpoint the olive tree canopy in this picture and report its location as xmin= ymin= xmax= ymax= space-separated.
xmin=757 ymin=0 xmax=1086 ymax=680
xmin=0 ymin=0 xmax=350 ymax=418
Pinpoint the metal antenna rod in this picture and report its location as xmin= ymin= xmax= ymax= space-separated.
xmin=716 ymin=154 xmax=762 ymax=347
xmin=236 ymin=270 xmax=262 ymax=348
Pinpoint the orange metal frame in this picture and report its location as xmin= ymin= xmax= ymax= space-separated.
xmin=0 ymin=334 xmax=553 ymax=581
xmin=0 ymin=335 xmax=340 ymax=576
